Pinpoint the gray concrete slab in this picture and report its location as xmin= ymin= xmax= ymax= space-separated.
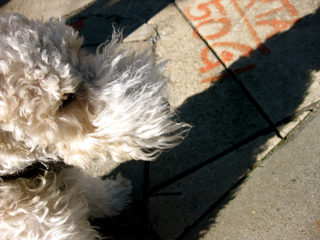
xmin=0 ymin=0 xmax=97 ymax=20
xmin=234 ymin=7 xmax=320 ymax=127
xmin=123 ymin=23 xmax=157 ymax=43
xmin=174 ymin=0 xmax=305 ymax=77
xmin=148 ymin=133 xmax=280 ymax=239
xmin=175 ymin=0 xmax=320 ymax=136
xmin=148 ymin=4 xmax=221 ymax=108
xmin=148 ymin=3 xmax=270 ymax=190
xmin=278 ymin=111 xmax=311 ymax=137
xmin=183 ymin=107 xmax=320 ymax=239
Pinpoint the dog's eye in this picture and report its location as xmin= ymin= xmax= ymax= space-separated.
xmin=58 ymin=93 xmax=74 ymax=110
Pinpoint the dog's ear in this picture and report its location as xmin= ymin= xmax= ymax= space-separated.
xmin=50 ymin=35 xmax=190 ymax=168
xmin=66 ymin=35 xmax=191 ymax=164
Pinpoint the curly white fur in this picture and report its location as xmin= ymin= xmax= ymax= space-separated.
xmin=0 ymin=13 xmax=190 ymax=239
xmin=0 ymin=166 xmax=131 ymax=240
xmin=0 ymin=14 xmax=189 ymax=174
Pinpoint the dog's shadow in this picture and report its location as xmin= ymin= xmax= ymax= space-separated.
xmin=69 ymin=2 xmax=320 ymax=240
xmin=148 ymin=8 xmax=320 ymax=240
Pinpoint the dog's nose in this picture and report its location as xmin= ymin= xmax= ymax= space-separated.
xmin=58 ymin=93 xmax=75 ymax=110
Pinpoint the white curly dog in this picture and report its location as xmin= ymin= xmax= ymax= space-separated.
xmin=0 ymin=13 xmax=189 ymax=239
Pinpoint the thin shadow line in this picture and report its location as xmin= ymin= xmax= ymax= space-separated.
xmin=149 ymin=127 xmax=274 ymax=195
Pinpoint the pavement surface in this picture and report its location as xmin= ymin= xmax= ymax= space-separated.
xmin=1 ymin=0 xmax=320 ymax=239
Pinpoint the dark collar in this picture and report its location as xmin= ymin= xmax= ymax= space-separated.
xmin=0 ymin=161 xmax=51 ymax=181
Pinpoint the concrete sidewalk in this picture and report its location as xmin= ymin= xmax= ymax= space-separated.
xmin=182 ymin=107 xmax=320 ymax=239
xmin=1 ymin=0 xmax=320 ymax=239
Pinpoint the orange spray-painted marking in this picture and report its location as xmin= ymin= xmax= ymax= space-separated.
xmin=194 ymin=18 xmax=231 ymax=40
xmin=200 ymin=42 xmax=254 ymax=73
xmin=184 ymin=0 xmax=300 ymax=83
xmin=184 ymin=0 xmax=226 ymax=21
xmin=230 ymin=0 xmax=270 ymax=54
xmin=280 ymin=0 xmax=299 ymax=16
xmin=201 ymin=65 xmax=256 ymax=83
xmin=256 ymin=18 xmax=300 ymax=38
xmin=255 ymin=7 xmax=286 ymax=18
xmin=200 ymin=46 xmax=223 ymax=74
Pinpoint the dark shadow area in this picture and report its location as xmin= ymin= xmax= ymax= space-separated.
xmin=67 ymin=0 xmax=173 ymax=51
xmin=172 ymin=7 xmax=320 ymax=240
xmin=86 ymin=4 xmax=320 ymax=240
xmin=0 ymin=0 xmax=10 ymax=7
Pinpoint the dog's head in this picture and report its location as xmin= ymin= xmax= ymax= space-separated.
xmin=0 ymin=14 xmax=190 ymax=174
